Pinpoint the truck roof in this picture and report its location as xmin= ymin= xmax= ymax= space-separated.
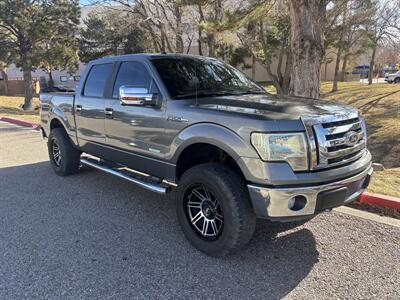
xmin=90 ymin=53 xmax=215 ymax=64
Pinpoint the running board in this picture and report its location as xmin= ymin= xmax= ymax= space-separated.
xmin=80 ymin=157 xmax=169 ymax=194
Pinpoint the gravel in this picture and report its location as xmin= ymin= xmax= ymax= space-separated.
xmin=0 ymin=121 xmax=399 ymax=299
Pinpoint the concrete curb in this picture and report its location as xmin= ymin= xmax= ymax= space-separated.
xmin=335 ymin=206 xmax=400 ymax=228
xmin=359 ymin=192 xmax=400 ymax=210
xmin=0 ymin=116 xmax=40 ymax=130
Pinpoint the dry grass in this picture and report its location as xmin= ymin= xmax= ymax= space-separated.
xmin=0 ymin=96 xmax=40 ymax=124
xmin=321 ymin=82 xmax=400 ymax=197
xmin=368 ymin=168 xmax=400 ymax=198
xmin=320 ymin=82 xmax=400 ymax=170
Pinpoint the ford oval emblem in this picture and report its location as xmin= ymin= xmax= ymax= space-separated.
xmin=344 ymin=131 xmax=359 ymax=146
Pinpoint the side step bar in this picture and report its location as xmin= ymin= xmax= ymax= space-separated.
xmin=80 ymin=157 xmax=169 ymax=194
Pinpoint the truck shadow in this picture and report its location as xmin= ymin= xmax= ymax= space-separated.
xmin=0 ymin=161 xmax=318 ymax=299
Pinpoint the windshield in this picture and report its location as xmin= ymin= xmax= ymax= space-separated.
xmin=151 ymin=57 xmax=266 ymax=99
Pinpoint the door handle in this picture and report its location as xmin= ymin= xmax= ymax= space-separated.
xmin=76 ymin=105 xmax=82 ymax=112
xmin=105 ymin=108 xmax=113 ymax=118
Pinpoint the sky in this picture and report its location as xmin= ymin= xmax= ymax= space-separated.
xmin=79 ymin=0 xmax=92 ymax=5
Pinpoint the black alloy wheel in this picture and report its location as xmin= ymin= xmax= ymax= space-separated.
xmin=184 ymin=184 xmax=224 ymax=240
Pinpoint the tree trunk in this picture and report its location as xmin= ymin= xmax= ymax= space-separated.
xmin=160 ymin=27 xmax=166 ymax=52
xmin=197 ymin=5 xmax=204 ymax=56
xmin=289 ymin=0 xmax=327 ymax=99
xmin=368 ymin=46 xmax=377 ymax=85
xmin=0 ymin=68 xmax=9 ymax=95
xmin=23 ymin=68 xmax=33 ymax=110
xmin=48 ymin=70 xmax=54 ymax=89
xmin=332 ymin=7 xmax=348 ymax=91
xmin=262 ymin=59 xmax=283 ymax=95
xmin=198 ymin=28 xmax=203 ymax=56
xmin=174 ymin=5 xmax=184 ymax=53
xmin=208 ymin=0 xmax=223 ymax=57
xmin=251 ymin=55 xmax=256 ymax=81
xmin=281 ymin=50 xmax=292 ymax=95
xmin=340 ymin=55 xmax=348 ymax=82
xmin=331 ymin=47 xmax=342 ymax=92
xmin=207 ymin=34 xmax=215 ymax=57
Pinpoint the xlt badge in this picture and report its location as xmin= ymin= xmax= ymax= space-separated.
xmin=167 ymin=115 xmax=189 ymax=123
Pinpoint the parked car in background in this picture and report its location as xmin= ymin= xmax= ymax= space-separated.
xmin=40 ymin=54 xmax=373 ymax=256
xmin=385 ymin=71 xmax=400 ymax=83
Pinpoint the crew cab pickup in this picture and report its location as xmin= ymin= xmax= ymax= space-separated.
xmin=40 ymin=54 xmax=372 ymax=256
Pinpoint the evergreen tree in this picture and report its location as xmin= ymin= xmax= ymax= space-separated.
xmin=78 ymin=9 xmax=152 ymax=63
xmin=0 ymin=0 xmax=80 ymax=109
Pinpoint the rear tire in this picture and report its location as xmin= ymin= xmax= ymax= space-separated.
xmin=395 ymin=78 xmax=400 ymax=84
xmin=175 ymin=163 xmax=256 ymax=256
xmin=48 ymin=127 xmax=81 ymax=176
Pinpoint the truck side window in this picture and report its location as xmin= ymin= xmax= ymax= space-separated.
xmin=83 ymin=63 xmax=113 ymax=97
xmin=113 ymin=61 xmax=152 ymax=98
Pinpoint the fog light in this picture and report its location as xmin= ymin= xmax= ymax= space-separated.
xmin=288 ymin=195 xmax=307 ymax=211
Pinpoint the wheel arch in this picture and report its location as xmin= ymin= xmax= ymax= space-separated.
xmin=48 ymin=114 xmax=78 ymax=147
xmin=171 ymin=123 xmax=259 ymax=181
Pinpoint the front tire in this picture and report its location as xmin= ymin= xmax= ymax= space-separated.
xmin=48 ymin=127 xmax=81 ymax=176
xmin=175 ymin=163 xmax=256 ymax=256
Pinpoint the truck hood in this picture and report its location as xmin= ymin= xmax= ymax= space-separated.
xmin=194 ymin=93 xmax=358 ymax=120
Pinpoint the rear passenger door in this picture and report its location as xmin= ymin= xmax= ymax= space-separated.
xmin=75 ymin=63 xmax=113 ymax=146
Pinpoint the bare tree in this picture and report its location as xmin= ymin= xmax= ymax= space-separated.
xmin=100 ymin=0 xmax=188 ymax=53
xmin=331 ymin=5 xmax=348 ymax=92
xmin=367 ymin=0 xmax=400 ymax=85
xmin=327 ymin=0 xmax=373 ymax=91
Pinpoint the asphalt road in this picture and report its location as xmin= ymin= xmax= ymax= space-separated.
xmin=0 ymin=121 xmax=399 ymax=299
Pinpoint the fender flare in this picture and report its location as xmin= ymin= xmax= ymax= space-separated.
xmin=48 ymin=108 xmax=78 ymax=146
xmin=169 ymin=123 xmax=259 ymax=164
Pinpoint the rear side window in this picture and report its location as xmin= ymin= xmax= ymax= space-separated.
xmin=83 ymin=63 xmax=113 ymax=97
xmin=113 ymin=61 xmax=152 ymax=98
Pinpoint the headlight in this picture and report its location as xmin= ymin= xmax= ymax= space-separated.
xmin=251 ymin=132 xmax=308 ymax=171
xmin=359 ymin=115 xmax=368 ymax=143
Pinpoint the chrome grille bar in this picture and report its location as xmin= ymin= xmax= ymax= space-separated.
xmin=301 ymin=112 xmax=367 ymax=170
xmin=324 ymin=140 xmax=366 ymax=159
xmin=322 ymin=122 xmax=362 ymax=135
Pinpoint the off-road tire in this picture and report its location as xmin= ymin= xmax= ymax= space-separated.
xmin=175 ymin=163 xmax=256 ymax=256
xmin=48 ymin=127 xmax=81 ymax=176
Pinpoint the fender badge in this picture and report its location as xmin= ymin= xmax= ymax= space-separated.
xmin=167 ymin=115 xmax=189 ymax=123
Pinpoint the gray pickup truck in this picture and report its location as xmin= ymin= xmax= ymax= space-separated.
xmin=40 ymin=53 xmax=372 ymax=256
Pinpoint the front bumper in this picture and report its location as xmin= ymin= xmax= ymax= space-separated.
xmin=247 ymin=165 xmax=373 ymax=221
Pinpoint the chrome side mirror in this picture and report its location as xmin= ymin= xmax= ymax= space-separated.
xmin=119 ymin=86 xmax=155 ymax=106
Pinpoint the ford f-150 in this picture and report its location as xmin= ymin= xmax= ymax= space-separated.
xmin=40 ymin=53 xmax=373 ymax=256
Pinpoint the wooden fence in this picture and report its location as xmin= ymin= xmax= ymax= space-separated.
xmin=0 ymin=78 xmax=40 ymax=96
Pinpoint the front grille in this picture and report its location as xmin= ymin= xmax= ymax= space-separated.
xmin=302 ymin=113 xmax=367 ymax=170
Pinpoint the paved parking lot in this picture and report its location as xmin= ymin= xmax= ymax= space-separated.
xmin=0 ymin=121 xmax=399 ymax=299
